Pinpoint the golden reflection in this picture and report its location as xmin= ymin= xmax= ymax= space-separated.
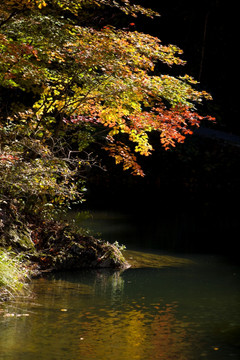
xmin=1 ymin=269 xmax=198 ymax=360
xmin=150 ymin=303 xmax=194 ymax=360
xmin=77 ymin=301 xmax=194 ymax=360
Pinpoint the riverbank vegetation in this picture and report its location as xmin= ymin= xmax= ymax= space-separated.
xmin=0 ymin=0 xmax=214 ymax=300
xmin=0 ymin=249 xmax=30 ymax=300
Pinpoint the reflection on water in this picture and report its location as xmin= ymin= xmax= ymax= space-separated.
xmin=1 ymin=252 xmax=240 ymax=360
xmin=77 ymin=301 xmax=192 ymax=360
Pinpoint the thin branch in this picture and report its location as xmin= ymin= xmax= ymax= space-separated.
xmin=0 ymin=10 xmax=19 ymax=28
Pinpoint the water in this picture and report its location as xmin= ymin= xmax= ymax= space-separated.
xmin=0 ymin=210 xmax=240 ymax=360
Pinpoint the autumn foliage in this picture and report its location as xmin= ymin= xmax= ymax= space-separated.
xmin=0 ymin=0 xmax=214 ymax=216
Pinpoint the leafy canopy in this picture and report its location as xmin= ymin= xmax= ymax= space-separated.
xmin=0 ymin=0 xmax=214 ymax=215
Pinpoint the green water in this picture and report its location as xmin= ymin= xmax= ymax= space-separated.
xmin=0 ymin=211 xmax=240 ymax=360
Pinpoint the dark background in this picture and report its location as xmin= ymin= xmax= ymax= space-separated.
xmin=84 ymin=1 xmax=239 ymax=258
xmin=136 ymin=0 xmax=238 ymax=133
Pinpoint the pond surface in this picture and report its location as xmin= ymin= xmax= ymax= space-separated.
xmin=1 ymin=210 xmax=240 ymax=360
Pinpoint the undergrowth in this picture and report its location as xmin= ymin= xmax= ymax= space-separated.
xmin=0 ymin=249 xmax=30 ymax=301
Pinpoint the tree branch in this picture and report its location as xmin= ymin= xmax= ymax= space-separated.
xmin=0 ymin=10 xmax=19 ymax=28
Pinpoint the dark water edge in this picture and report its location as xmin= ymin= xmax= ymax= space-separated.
xmin=79 ymin=193 xmax=239 ymax=263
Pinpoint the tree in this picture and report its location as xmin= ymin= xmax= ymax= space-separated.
xmin=0 ymin=0 xmax=214 ymax=218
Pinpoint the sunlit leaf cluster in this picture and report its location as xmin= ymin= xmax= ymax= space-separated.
xmin=0 ymin=0 xmax=214 ymax=215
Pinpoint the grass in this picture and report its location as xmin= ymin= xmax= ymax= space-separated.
xmin=0 ymin=249 xmax=30 ymax=301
